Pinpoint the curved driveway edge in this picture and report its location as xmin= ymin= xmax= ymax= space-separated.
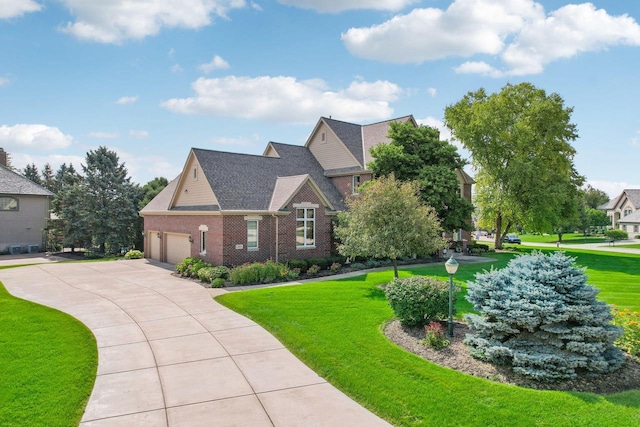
xmin=0 ymin=260 xmax=391 ymax=427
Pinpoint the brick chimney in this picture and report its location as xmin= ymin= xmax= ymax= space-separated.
xmin=0 ymin=148 xmax=6 ymax=167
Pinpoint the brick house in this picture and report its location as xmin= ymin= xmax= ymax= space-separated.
xmin=140 ymin=116 xmax=474 ymax=265
xmin=0 ymin=148 xmax=54 ymax=253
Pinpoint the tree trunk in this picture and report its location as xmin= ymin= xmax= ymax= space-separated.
xmin=495 ymin=213 xmax=503 ymax=250
xmin=392 ymin=258 xmax=399 ymax=278
xmin=557 ymin=232 xmax=563 ymax=242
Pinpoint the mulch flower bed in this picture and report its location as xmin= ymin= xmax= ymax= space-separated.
xmin=383 ymin=319 xmax=640 ymax=394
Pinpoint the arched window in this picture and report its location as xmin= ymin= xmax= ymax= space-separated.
xmin=0 ymin=196 xmax=18 ymax=211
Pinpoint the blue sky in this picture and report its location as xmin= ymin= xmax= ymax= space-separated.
xmin=1 ymin=0 xmax=639 ymax=197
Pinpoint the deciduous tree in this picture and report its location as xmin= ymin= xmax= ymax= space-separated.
xmin=444 ymin=83 xmax=584 ymax=249
xmin=369 ymin=121 xmax=473 ymax=233
xmin=334 ymin=175 xmax=446 ymax=278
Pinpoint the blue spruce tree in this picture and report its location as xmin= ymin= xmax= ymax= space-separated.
xmin=464 ymin=251 xmax=624 ymax=382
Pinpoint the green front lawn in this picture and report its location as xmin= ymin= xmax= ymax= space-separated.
xmin=615 ymin=244 xmax=640 ymax=249
xmin=519 ymin=233 xmax=607 ymax=244
xmin=216 ymin=250 xmax=640 ymax=426
xmin=0 ymin=281 xmax=97 ymax=426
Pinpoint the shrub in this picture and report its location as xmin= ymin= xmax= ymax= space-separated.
xmin=211 ymin=278 xmax=226 ymax=288
xmin=350 ymin=262 xmax=366 ymax=270
xmin=329 ymin=262 xmax=342 ymax=273
xmin=197 ymin=266 xmax=229 ymax=283
xmin=384 ymin=276 xmax=452 ymax=327
xmin=465 ymin=251 xmax=624 ymax=382
xmin=612 ymin=307 xmax=640 ymax=356
xmin=306 ymin=264 xmax=321 ymax=277
xmin=306 ymin=258 xmax=329 ymax=270
xmin=175 ymin=257 xmax=209 ymax=278
xmin=327 ymin=255 xmax=347 ymax=265
xmin=365 ymin=259 xmax=381 ymax=269
xmin=287 ymin=259 xmax=308 ymax=273
xmin=469 ymin=242 xmax=489 ymax=252
xmin=124 ymin=249 xmax=143 ymax=259
xmin=605 ymin=229 xmax=628 ymax=241
xmin=229 ymin=260 xmax=292 ymax=285
xmin=422 ymin=321 xmax=450 ymax=350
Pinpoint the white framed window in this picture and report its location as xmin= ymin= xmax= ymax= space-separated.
xmin=247 ymin=220 xmax=258 ymax=249
xmin=624 ymin=209 xmax=633 ymax=217
xmin=352 ymin=175 xmax=361 ymax=194
xmin=198 ymin=224 xmax=208 ymax=255
xmin=200 ymin=230 xmax=206 ymax=254
xmin=296 ymin=208 xmax=315 ymax=248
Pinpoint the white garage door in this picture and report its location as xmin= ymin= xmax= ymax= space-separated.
xmin=148 ymin=232 xmax=161 ymax=261
xmin=165 ymin=233 xmax=191 ymax=264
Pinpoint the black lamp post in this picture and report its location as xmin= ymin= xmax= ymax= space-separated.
xmin=445 ymin=255 xmax=459 ymax=338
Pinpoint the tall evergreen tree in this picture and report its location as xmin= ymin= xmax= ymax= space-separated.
xmin=368 ymin=122 xmax=474 ymax=233
xmin=81 ymin=146 xmax=141 ymax=253
xmin=51 ymin=163 xmax=85 ymax=251
xmin=41 ymin=163 xmax=55 ymax=192
xmin=23 ymin=163 xmax=42 ymax=185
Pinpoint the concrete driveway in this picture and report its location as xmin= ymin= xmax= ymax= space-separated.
xmin=0 ymin=260 xmax=390 ymax=427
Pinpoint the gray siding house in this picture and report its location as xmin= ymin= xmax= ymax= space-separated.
xmin=0 ymin=150 xmax=54 ymax=253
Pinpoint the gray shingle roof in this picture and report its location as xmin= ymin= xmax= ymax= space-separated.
xmin=618 ymin=210 xmax=640 ymax=224
xmin=623 ymin=189 xmax=640 ymax=209
xmin=0 ymin=165 xmax=54 ymax=197
xmin=193 ymin=143 xmax=346 ymax=212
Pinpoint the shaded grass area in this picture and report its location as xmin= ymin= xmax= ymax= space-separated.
xmin=216 ymin=251 xmax=640 ymax=426
xmin=616 ymin=244 xmax=640 ymax=249
xmin=0 ymin=281 xmax=97 ymax=427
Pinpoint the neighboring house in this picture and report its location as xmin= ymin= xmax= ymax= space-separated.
xmin=141 ymin=116 xmax=474 ymax=265
xmin=600 ymin=189 xmax=640 ymax=238
xmin=0 ymin=151 xmax=54 ymax=254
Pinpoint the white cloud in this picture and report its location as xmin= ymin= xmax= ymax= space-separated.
xmin=0 ymin=0 xmax=41 ymax=19
xmin=427 ymin=87 xmax=437 ymax=97
xmin=161 ymin=75 xmax=401 ymax=124
xmin=116 ymin=95 xmax=138 ymax=105
xmin=171 ymin=64 xmax=184 ymax=73
xmin=0 ymin=124 xmax=73 ymax=150
xmin=631 ymin=131 xmax=640 ymax=147
xmin=57 ymin=0 xmax=246 ymax=44
xmin=168 ymin=48 xmax=175 ymax=58
xmin=88 ymin=131 xmax=119 ymax=139
xmin=342 ymin=0 xmax=542 ymax=63
xmin=277 ymin=0 xmax=416 ymax=13
xmin=0 ymin=77 xmax=9 ymax=86
xmin=199 ymin=55 xmax=230 ymax=74
xmin=250 ymin=1 xmax=262 ymax=12
xmin=454 ymin=61 xmax=504 ymax=78
xmin=342 ymin=0 xmax=640 ymax=76
xmin=502 ymin=3 xmax=640 ymax=76
xmin=129 ymin=130 xmax=149 ymax=139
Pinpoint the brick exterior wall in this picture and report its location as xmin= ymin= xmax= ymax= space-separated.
xmin=330 ymin=173 xmax=372 ymax=200
xmin=143 ymin=215 xmax=224 ymax=265
xmin=276 ymin=182 xmax=332 ymax=263
xmin=143 ymin=182 xmax=333 ymax=266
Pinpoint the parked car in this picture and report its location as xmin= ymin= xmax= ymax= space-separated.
xmin=503 ymin=234 xmax=522 ymax=244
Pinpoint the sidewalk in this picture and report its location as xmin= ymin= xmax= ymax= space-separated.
xmin=0 ymin=260 xmax=391 ymax=426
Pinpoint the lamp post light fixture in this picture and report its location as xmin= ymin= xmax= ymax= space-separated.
xmin=445 ymin=255 xmax=459 ymax=338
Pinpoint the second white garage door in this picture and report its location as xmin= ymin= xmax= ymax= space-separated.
xmin=165 ymin=233 xmax=191 ymax=264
